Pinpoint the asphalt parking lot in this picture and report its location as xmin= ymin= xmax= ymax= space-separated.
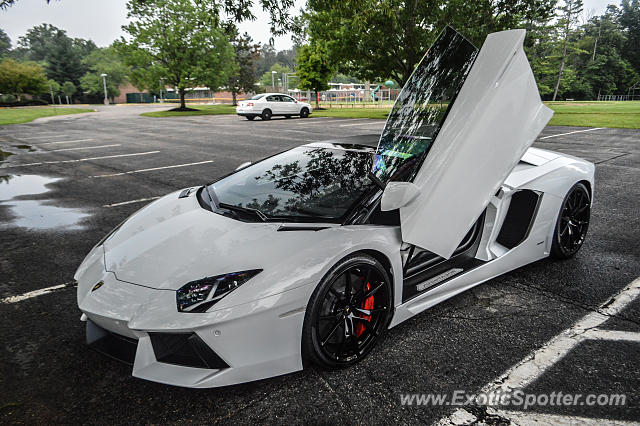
xmin=0 ymin=105 xmax=638 ymax=424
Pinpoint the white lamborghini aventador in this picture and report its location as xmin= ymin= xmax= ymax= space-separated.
xmin=75 ymin=28 xmax=594 ymax=388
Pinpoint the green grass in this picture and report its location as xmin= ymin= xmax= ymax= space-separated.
xmin=0 ymin=107 xmax=95 ymax=125
xmin=140 ymin=104 xmax=236 ymax=117
xmin=139 ymin=101 xmax=640 ymax=128
xmin=546 ymin=101 xmax=640 ymax=128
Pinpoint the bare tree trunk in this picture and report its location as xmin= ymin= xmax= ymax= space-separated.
xmin=232 ymin=90 xmax=237 ymax=106
xmin=180 ymin=89 xmax=186 ymax=109
xmin=315 ymin=89 xmax=320 ymax=109
xmin=552 ymin=22 xmax=570 ymax=101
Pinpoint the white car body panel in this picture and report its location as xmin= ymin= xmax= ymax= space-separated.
xmin=394 ymin=29 xmax=554 ymax=259
xmin=74 ymin=29 xmax=595 ymax=388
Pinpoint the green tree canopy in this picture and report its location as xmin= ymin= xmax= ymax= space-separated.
xmin=259 ymin=63 xmax=294 ymax=88
xmin=79 ymin=46 xmax=130 ymax=100
xmin=0 ymin=28 xmax=10 ymax=57
xmin=296 ymin=41 xmax=335 ymax=107
xmin=226 ymin=27 xmax=260 ymax=105
xmin=305 ymin=0 xmax=556 ymax=86
xmin=0 ymin=58 xmax=48 ymax=99
xmin=116 ymin=0 xmax=235 ymax=110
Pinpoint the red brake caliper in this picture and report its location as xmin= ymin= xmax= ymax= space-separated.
xmin=355 ymin=282 xmax=374 ymax=337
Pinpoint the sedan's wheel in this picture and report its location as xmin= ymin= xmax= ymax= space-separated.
xmin=246 ymin=115 xmax=255 ymax=121
xmin=551 ymin=182 xmax=591 ymax=259
xmin=285 ymin=115 xmax=292 ymax=119
xmin=303 ymin=254 xmax=392 ymax=368
xmin=261 ymin=109 xmax=272 ymax=120
xmin=300 ymin=108 xmax=309 ymax=118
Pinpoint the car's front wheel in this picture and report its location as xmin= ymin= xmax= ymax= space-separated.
xmin=302 ymin=253 xmax=392 ymax=369
xmin=550 ymin=182 xmax=591 ymax=259
xmin=261 ymin=109 xmax=272 ymax=120
xmin=300 ymin=108 xmax=309 ymax=118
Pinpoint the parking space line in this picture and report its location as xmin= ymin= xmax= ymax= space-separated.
xmin=103 ymin=196 xmax=162 ymax=208
xmin=339 ymin=121 xmax=386 ymax=127
xmin=47 ymin=144 xmax=121 ymax=152
xmin=438 ymin=276 xmax=640 ymax=425
xmin=19 ymin=134 xmax=71 ymax=140
xmin=1 ymin=282 xmax=75 ymax=304
xmin=6 ymin=151 xmax=160 ymax=167
xmin=36 ymin=139 xmax=95 ymax=145
xmin=478 ymin=408 xmax=636 ymax=426
xmin=91 ymin=160 xmax=213 ymax=178
xmin=539 ymin=127 xmax=605 ymax=140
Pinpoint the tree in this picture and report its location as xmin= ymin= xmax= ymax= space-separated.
xmin=552 ymin=0 xmax=583 ymax=101
xmin=259 ymin=63 xmax=293 ymax=88
xmin=80 ymin=46 xmax=130 ymax=101
xmin=0 ymin=28 xmax=10 ymax=57
xmin=226 ymin=28 xmax=260 ymax=105
xmin=116 ymin=0 xmax=235 ymax=110
xmin=619 ymin=0 xmax=640 ymax=74
xmin=0 ymin=58 xmax=48 ymax=99
xmin=16 ymin=24 xmax=94 ymax=85
xmin=62 ymin=81 xmax=76 ymax=102
xmin=296 ymin=42 xmax=335 ymax=108
xmin=306 ymin=0 xmax=556 ymax=86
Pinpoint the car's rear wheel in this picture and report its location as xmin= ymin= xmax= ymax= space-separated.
xmin=246 ymin=115 xmax=255 ymax=121
xmin=300 ymin=108 xmax=309 ymax=118
xmin=551 ymin=182 xmax=591 ymax=259
xmin=302 ymin=254 xmax=392 ymax=369
xmin=261 ymin=109 xmax=272 ymax=120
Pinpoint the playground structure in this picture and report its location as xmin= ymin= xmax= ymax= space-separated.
xmin=597 ymin=81 xmax=640 ymax=101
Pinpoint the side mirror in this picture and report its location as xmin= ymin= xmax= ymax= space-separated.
xmin=380 ymin=181 xmax=421 ymax=211
xmin=236 ymin=161 xmax=252 ymax=171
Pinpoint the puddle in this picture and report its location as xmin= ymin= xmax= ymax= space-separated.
xmin=12 ymin=144 xmax=37 ymax=152
xmin=0 ymin=174 xmax=90 ymax=230
xmin=0 ymin=148 xmax=14 ymax=161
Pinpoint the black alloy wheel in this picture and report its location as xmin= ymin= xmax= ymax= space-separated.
xmin=300 ymin=108 xmax=309 ymax=118
xmin=303 ymin=254 xmax=392 ymax=368
xmin=551 ymin=182 xmax=591 ymax=259
xmin=261 ymin=109 xmax=272 ymax=120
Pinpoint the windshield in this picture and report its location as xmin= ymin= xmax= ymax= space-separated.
xmin=372 ymin=27 xmax=478 ymax=182
xmin=208 ymin=146 xmax=375 ymax=222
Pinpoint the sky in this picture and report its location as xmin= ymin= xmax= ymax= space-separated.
xmin=0 ymin=0 xmax=614 ymax=51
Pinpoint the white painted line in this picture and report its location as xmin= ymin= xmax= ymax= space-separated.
xmin=1 ymin=282 xmax=75 ymax=304
xmin=91 ymin=160 xmax=213 ymax=178
xmin=484 ymin=408 xmax=635 ymax=426
xmin=103 ymin=196 xmax=162 ymax=208
xmin=8 ymin=151 xmax=160 ymax=167
xmin=339 ymin=121 xmax=385 ymax=127
xmin=36 ymin=138 xmax=95 ymax=146
xmin=482 ymin=276 xmax=640 ymax=395
xmin=20 ymin=134 xmax=71 ymax=140
xmin=539 ymin=127 xmax=605 ymax=140
xmin=47 ymin=144 xmax=121 ymax=152
xmin=438 ymin=276 xmax=640 ymax=425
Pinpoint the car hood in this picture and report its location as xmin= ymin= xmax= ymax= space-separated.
xmin=103 ymin=190 xmax=293 ymax=290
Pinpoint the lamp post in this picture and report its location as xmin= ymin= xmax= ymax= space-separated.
xmin=271 ymin=71 xmax=277 ymax=89
xmin=100 ymin=73 xmax=109 ymax=105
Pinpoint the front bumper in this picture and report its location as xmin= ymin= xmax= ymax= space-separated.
xmin=76 ymin=246 xmax=311 ymax=388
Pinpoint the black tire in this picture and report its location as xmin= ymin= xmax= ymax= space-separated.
xmin=261 ymin=109 xmax=272 ymax=120
xmin=550 ymin=182 xmax=591 ymax=259
xmin=302 ymin=253 xmax=393 ymax=369
xmin=285 ymin=115 xmax=292 ymax=119
xmin=246 ymin=115 xmax=255 ymax=121
xmin=300 ymin=108 xmax=309 ymax=118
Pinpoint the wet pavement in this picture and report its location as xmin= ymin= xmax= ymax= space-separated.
xmin=0 ymin=105 xmax=638 ymax=424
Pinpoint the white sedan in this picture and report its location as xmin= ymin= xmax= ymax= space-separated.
xmin=236 ymin=93 xmax=313 ymax=120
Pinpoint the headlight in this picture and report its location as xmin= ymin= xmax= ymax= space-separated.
xmin=176 ymin=269 xmax=262 ymax=313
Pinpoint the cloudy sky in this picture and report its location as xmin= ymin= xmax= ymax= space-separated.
xmin=0 ymin=0 xmax=615 ymax=50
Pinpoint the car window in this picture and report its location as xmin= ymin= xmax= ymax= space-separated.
xmin=266 ymin=95 xmax=278 ymax=102
xmin=250 ymin=94 xmax=264 ymax=100
xmin=281 ymin=96 xmax=295 ymax=103
xmin=372 ymin=27 xmax=478 ymax=183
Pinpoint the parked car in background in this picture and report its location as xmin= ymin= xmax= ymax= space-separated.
xmin=236 ymin=93 xmax=313 ymax=120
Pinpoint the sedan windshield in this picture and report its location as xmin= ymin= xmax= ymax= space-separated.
xmin=208 ymin=146 xmax=375 ymax=222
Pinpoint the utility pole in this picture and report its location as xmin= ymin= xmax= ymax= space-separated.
xmin=100 ymin=73 xmax=109 ymax=105
xmin=49 ymin=84 xmax=55 ymax=105
xmin=592 ymin=21 xmax=601 ymax=62
xmin=271 ymin=71 xmax=276 ymax=89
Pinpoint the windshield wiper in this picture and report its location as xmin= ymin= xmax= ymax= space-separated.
xmin=368 ymin=171 xmax=386 ymax=190
xmin=218 ymin=202 xmax=268 ymax=222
